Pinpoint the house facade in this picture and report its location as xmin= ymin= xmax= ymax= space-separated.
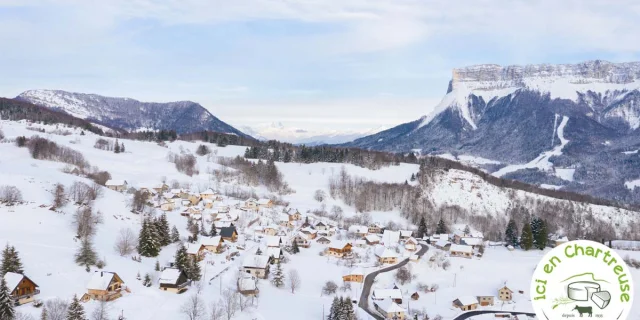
xmin=220 ymin=227 xmax=238 ymax=242
xmin=242 ymin=255 xmax=271 ymax=279
xmin=327 ymin=241 xmax=352 ymax=258
xmin=83 ymin=271 xmax=125 ymax=302
xmin=342 ymin=269 xmax=364 ymax=283
xmin=3 ymin=272 xmax=39 ymax=305
xmin=498 ymin=286 xmax=513 ymax=301
xmin=105 ymin=180 xmax=128 ymax=192
xmin=452 ymin=296 xmax=479 ymax=311
xmin=159 ymin=268 xmax=190 ymax=294
xmin=477 ymin=295 xmax=495 ymax=306
xmin=450 ymin=244 xmax=473 ymax=258
xmin=373 ymin=299 xmax=405 ymax=320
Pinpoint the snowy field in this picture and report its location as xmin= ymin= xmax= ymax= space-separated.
xmin=0 ymin=119 xmax=639 ymax=319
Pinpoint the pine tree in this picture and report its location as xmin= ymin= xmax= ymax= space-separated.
xmin=520 ymin=221 xmax=534 ymax=251
xmin=190 ymin=222 xmax=199 ymax=242
xmin=410 ymin=173 xmax=416 ymax=182
xmin=114 ymin=139 xmax=120 ymax=154
xmin=283 ymin=150 xmax=292 ymax=163
xmin=188 ymin=257 xmax=201 ymax=281
xmin=41 ymin=305 xmax=49 ymax=320
xmin=143 ymin=273 xmax=152 ymax=287
xmin=199 ymin=221 xmax=208 ymax=237
xmin=436 ymin=218 xmax=447 ymax=234
xmin=75 ymin=237 xmax=97 ymax=266
xmin=416 ymin=217 xmax=428 ymax=239
xmin=341 ymin=296 xmax=355 ymax=320
xmin=0 ymin=276 xmax=15 ymax=320
xmin=327 ymin=296 xmax=340 ymax=320
xmin=256 ymin=247 xmax=263 ymax=255
xmin=1 ymin=245 xmax=24 ymax=275
xmin=535 ymin=219 xmax=548 ymax=250
xmin=504 ymin=219 xmax=519 ymax=248
xmin=138 ymin=218 xmax=160 ymax=257
xmin=156 ymin=213 xmax=171 ymax=246
xmin=155 ymin=260 xmax=160 ymax=271
xmin=271 ymin=261 xmax=284 ymax=288
xmin=174 ymin=242 xmax=189 ymax=272
xmin=171 ymin=226 xmax=180 ymax=243
xmin=209 ymin=223 xmax=217 ymax=237
xmin=66 ymin=295 xmax=87 ymax=320
xmin=531 ymin=217 xmax=544 ymax=249
xmin=334 ymin=297 xmax=345 ymax=320
xmin=463 ymin=225 xmax=471 ymax=235
xmin=120 ymin=142 xmax=125 ymax=153
xmin=292 ymin=240 xmax=300 ymax=254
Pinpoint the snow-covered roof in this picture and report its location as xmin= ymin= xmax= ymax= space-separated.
xmin=264 ymin=247 xmax=282 ymax=258
xmin=405 ymin=237 xmax=418 ymax=244
xmin=375 ymin=298 xmax=405 ymax=313
xmin=373 ymin=288 xmax=402 ymax=300
xmin=365 ymin=234 xmax=381 ymax=242
xmin=264 ymin=236 xmax=282 ymax=247
xmin=238 ymin=276 xmax=257 ymax=291
xmin=435 ymin=238 xmax=450 ymax=248
xmin=355 ymin=239 xmax=366 ymax=245
xmin=87 ymin=271 xmax=118 ymax=290
xmin=159 ymin=268 xmax=183 ymax=285
xmin=400 ymin=230 xmax=413 ymax=237
xmin=344 ymin=268 xmax=364 ymax=276
xmin=556 ymin=236 xmax=569 ymax=242
xmin=300 ymin=227 xmax=317 ymax=234
xmin=201 ymin=236 xmax=222 ymax=247
xmin=243 ymin=255 xmax=270 ymax=269
xmin=186 ymin=243 xmax=203 ymax=255
xmin=3 ymin=272 xmax=26 ymax=292
xmin=329 ymin=241 xmax=351 ymax=250
xmin=246 ymin=197 xmax=257 ymax=202
xmin=382 ymin=230 xmax=400 ymax=244
xmin=170 ymin=189 xmax=183 ymax=194
xmin=105 ymin=180 xmax=127 ymax=186
xmin=461 ymin=237 xmax=483 ymax=246
xmin=375 ymin=246 xmax=398 ymax=258
xmin=450 ymin=244 xmax=473 ymax=254
xmin=257 ymin=198 xmax=271 ymax=205
xmin=348 ymin=225 xmax=368 ymax=234
xmin=200 ymin=189 xmax=215 ymax=195
xmin=456 ymin=296 xmax=478 ymax=306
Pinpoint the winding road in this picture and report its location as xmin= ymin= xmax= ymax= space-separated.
xmin=358 ymin=244 xmax=430 ymax=320
xmin=452 ymin=310 xmax=536 ymax=320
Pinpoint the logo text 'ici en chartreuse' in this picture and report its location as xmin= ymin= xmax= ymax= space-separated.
xmin=533 ymin=242 xmax=632 ymax=303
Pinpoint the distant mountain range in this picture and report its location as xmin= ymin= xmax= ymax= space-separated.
xmin=343 ymin=60 xmax=640 ymax=205
xmin=238 ymin=122 xmax=386 ymax=145
xmin=16 ymin=90 xmax=250 ymax=138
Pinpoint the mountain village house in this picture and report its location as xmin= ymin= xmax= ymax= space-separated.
xmin=244 ymin=198 xmax=258 ymax=210
xmin=201 ymin=236 xmax=224 ymax=253
xmin=327 ymin=241 xmax=352 ymax=258
xmin=293 ymin=233 xmax=311 ymax=248
xmin=399 ymin=230 xmax=413 ymax=240
xmin=160 ymin=201 xmax=175 ymax=211
xmin=477 ymin=295 xmax=495 ymax=306
xmin=3 ymin=272 xmax=39 ymax=305
xmin=186 ymin=243 xmax=206 ymax=261
xmin=368 ymin=223 xmax=384 ymax=234
xmin=257 ymin=198 xmax=273 ymax=209
xmin=461 ymin=237 xmax=483 ymax=249
xmin=316 ymin=236 xmax=331 ymax=244
xmin=450 ymin=244 xmax=473 ymax=258
xmin=314 ymin=221 xmax=328 ymax=231
xmin=265 ymin=236 xmax=282 ymax=248
xmin=220 ymin=226 xmax=238 ymax=242
xmin=242 ymin=255 xmax=271 ymax=279
xmin=188 ymin=193 xmax=201 ymax=206
xmin=372 ymin=285 xmax=403 ymax=304
xmin=278 ymin=214 xmax=293 ymax=228
xmin=382 ymin=230 xmax=400 ymax=246
xmin=199 ymin=189 xmax=217 ymax=200
xmin=373 ymin=299 xmax=406 ymax=320
xmin=435 ymin=239 xmax=451 ymax=251
xmin=82 ymin=271 xmax=125 ymax=302
xmin=158 ymin=268 xmax=190 ymax=294
xmin=105 ymin=180 xmax=128 ymax=192
xmin=375 ymin=246 xmax=399 ymax=264
xmin=364 ymin=234 xmax=381 ymax=245
xmin=348 ymin=225 xmax=368 ymax=237
xmin=404 ymin=237 xmax=418 ymax=251
xmin=498 ymin=286 xmax=513 ymax=301
xmin=237 ymin=275 xmax=259 ymax=296
xmin=284 ymin=208 xmax=302 ymax=221
xmin=300 ymin=227 xmax=318 ymax=240
xmin=262 ymin=226 xmax=278 ymax=236
xmin=452 ymin=296 xmax=479 ymax=311
xmin=342 ymin=268 xmax=364 ymax=283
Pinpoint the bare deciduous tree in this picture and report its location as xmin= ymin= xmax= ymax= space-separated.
xmin=0 ymin=185 xmax=23 ymax=205
xmin=322 ymin=281 xmax=338 ymax=295
xmin=181 ymin=294 xmax=206 ymax=320
xmin=220 ymin=288 xmax=238 ymax=320
xmin=395 ymin=266 xmax=412 ymax=285
xmin=91 ymin=300 xmax=110 ymax=320
xmin=288 ymin=269 xmax=301 ymax=294
xmin=114 ymin=228 xmax=137 ymax=256
xmin=69 ymin=181 xmax=92 ymax=204
xmin=73 ymin=206 xmax=102 ymax=239
xmin=52 ymin=183 xmax=67 ymax=209
xmin=208 ymin=302 xmax=224 ymax=320
xmin=130 ymin=190 xmax=147 ymax=212
xmin=314 ymin=189 xmax=326 ymax=202
xmin=45 ymin=298 xmax=69 ymax=320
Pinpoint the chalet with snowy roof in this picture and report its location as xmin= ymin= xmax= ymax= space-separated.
xmin=314 ymin=221 xmax=328 ymax=231
xmin=477 ymin=295 xmax=495 ymax=306
xmin=181 ymin=199 xmax=193 ymax=207
xmin=316 ymin=236 xmax=331 ymax=244
xmin=214 ymin=221 xmax=234 ymax=230
xmin=300 ymin=227 xmax=318 ymax=239
xmin=220 ymin=226 xmax=238 ymax=242
xmin=261 ymin=246 xmax=283 ymax=263
xmin=450 ymin=244 xmax=473 ymax=258
xmin=399 ymin=230 xmax=413 ymax=240
xmin=264 ymin=236 xmax=282 ymax=248
xmin=213 ymin=203 xmax=230 ymax=213
xmin=105 ymin=180 xmax=128 ymax=192
xmin=382 ymin=230 xmax=400 ymax=245
xmin=342 ymin=268 xmax=364 ymax=283
xmin=200 ymin=188 xmax=217 ymax=200
xmin=201 ymin=236 xmax=224 ymax=253
xmin=461 ymin=237 xmax=483 ymax=248
xmin=160 ymin=201 xmax=175 ymax=211
xmin=293 ymin=233 xmax=311 ymax=248
xmin=364 ymin=234 xmax=381 ymax=245
xmin=354 ymin=239 xmax=367 ymax=248
xmin=327 ymin=241 xmax=352 ymax=258
xmin=242 ymin=255 xmax=271 ymax=279
xmin=453 ymin=230 xmax=465 ymax=244
xmin=372 ymin=285 xmax=402 ymax=304
xmin=498 ymin=286 xmax=513 ymax=301
xmin=187 ymin=193 xmax=201 ymax=205
xmin=284 ymin=208 xmax=302 ymax=221
xmin=452 ymin=296 xmax=479 ymax=311
xmin=404 ymin=237 xmax=418 ymax=251
xmin=373 ymin=298 xmax=406 ymax=320
xmin=159 ymin=268 xmax=190 ymax=293
xmin=278 ymin=214 xmax=293 ymax=228
xmin=152 ymin=183 xmax=169 ymax=193
xmin=82 ymin=271 xmax=125 ymax=302
xmin=237 ymin=275 xmax=259 ymax=296
xmin=257 ymin=198 xmax=273 ymax=209
xmin=262 ymin=226 xmax=278 ymax=236
xmin=3 ymin=272 xmax=39 ymax=305
xmin=368 ymin=223 xmax=384 ymax=234
xmin=348 ymin=225 xmax=369 ymax=237
xmin=186 ymin=243 xmax=206 ymax=261
xmin=375 ymin=246 xmax=399 ymax=264
xmin=244 ymin=198 xmax=258 ymax=209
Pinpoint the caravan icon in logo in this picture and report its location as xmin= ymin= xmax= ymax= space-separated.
xmin=530 ymin=240 xmax=634 ymax=319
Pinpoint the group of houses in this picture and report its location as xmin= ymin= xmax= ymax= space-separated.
xmin=451 ymin=286 xmax=516 ymax=311
xmin=429 ymin=228 xmax=485 ymax=259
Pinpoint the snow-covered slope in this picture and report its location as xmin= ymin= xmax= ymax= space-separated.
xmin=238 ymin=122 xmax=385 ymax=145
xmin=16 ymin=89 xmax=251 ymax=137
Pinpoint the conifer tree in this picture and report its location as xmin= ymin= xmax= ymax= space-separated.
xmin=66 ymin=295 xmax=87 ymax=320
xmin=138 ymin=218 xmax=160 ymax=257
xmin=114 ymin=139 xmax=120 ymax=154
xmin=292 ymin=240 xmax=300 ymax=254
xmin=40 ymin=305 xmax=49 ymax=320
xmin=505 ymin=219 xmax=519 ymax=248
xmin=1 ymin=244 xmax=24 ymax=274
xmin=156 ymin=213 xmax=171 ymax=246
xmin=120 ymin=142 xmax=125 ymax=153
xmin=271 ymin=261 xmax=284 ymax=288
xmin=416 ymin=217 xmax=428 ymax=239
xmin=520 ymin=221 xmax=534 ymax=251
xmin=436 ymin=218 xmax=447 ymax=234
xmin=410 ymin=173 xmax=416 ymax=182
xmin=531 ymin=216 xmax=542 ymax=247
xmin=535 ymin=219 xmax=548 ymax=250
xmin=463 ymin=225 xmax=471 ymax=235
xmin=342 ymin=296 xmax=355 ymax=320
xmin=188 ymin=257 xmax=201 ymax=281
xmin=255 ymin=247 xmax=263 ymax=255
xmin=170 ymin=226 xmax=180 ymax=243
xmin=190 ymin=222 xmax=199 ymax=243
xmin=209 ymin=223 xmax=217 ymax=237
xmin=327 ymin=296 xmax=340 ymax=320
xmin=75 ymin=237 xmax=97 ymax=267
xmin=143 ymin=273 xmax=152 ymax=287
xmin=155 ymin=260 xmax=160 ymax=271
xmin=0 ymin=276 xmax=15 ymax=320
xmin=199 ymin=221 xmax=208 ymax=237
xmin=174 ymin=242 xmax=189 ymax=273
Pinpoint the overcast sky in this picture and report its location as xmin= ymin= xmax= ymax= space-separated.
xmin=1 ymin=1 xmax=639 ymax=131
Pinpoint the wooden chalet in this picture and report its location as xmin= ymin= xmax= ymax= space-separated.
xmin=159 ymin=268 xmax=190 ymax=293
xmin=327 ymin=241 xmax=352 ymax=258
xmin=452 ymin=296 xmax=479 ymax=311
xmin=477 ymin=295 xmax=495 ymax=306
xmin=238 ymin=275 xmax=259 ymax=296
xmin=3 ymin=272 xmax=39 ymax=305
xmin=498 ymin=286 xmax=513 ymax=301
xmin=105 ymin=180 xmax=128 ymax=192
xmin=316 ymin=236 xmax=331 ymax=244
xmin=82 ymin=271 xmax=125 ymax=302
xmin=342 ymin=268 xmax=364 ymax=283
xmin=220 ymin=226 xmax=238 ymax=242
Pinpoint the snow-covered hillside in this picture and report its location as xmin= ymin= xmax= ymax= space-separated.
xmin=1 ymin=120 xmax=639 ymax=319
xmin=237 ymin=122 xmax=385 ymax=145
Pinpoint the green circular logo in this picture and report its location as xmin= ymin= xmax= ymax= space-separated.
xmin=531 ymin=240 xmax=634 ymax=319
